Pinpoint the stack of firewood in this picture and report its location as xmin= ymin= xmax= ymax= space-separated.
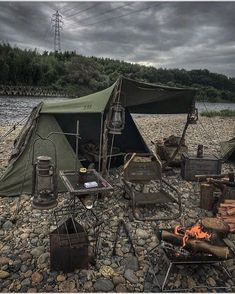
xmin=217 ymin=200 xmax=235 ymax=232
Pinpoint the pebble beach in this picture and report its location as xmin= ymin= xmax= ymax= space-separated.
xmin=0 ymin=114 xmax=235 ymax=292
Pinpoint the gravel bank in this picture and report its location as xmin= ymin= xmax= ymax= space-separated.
xmin=0 ymin=115 xmax=234 ymax=292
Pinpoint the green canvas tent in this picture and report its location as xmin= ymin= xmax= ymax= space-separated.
xmin=0 ymin=77 xmax=197 ymax=197
xmin=221 ymin=137 xmax=235 ymax=161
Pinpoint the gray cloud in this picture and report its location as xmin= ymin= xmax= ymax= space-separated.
xmin=0 ymin=1 xmax=235 ymax=77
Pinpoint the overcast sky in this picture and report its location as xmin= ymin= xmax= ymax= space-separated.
xmin=0 ymin=1 xmax=235 ymax=77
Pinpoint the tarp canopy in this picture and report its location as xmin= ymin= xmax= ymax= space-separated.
xmin=0 ymin=77 xmax=197 ymax=197
xmin=42 ymin=77 xmax=196 ymax=114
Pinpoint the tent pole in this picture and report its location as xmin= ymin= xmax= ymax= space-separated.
xmin=101 ymin=118 xmax=109 ymax=176
xmin=75 ymin=120 xmax=80 ymax=175
xmin=107 ymin=134 xmax=115 ymax=175
xmin=98 ymin=112 xmax=104 ymax=172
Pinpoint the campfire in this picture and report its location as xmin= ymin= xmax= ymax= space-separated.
xmin=158 ymin=220 xmax=234 ymax=260
xmin=174 ymin=223 xmax=211 ymax=247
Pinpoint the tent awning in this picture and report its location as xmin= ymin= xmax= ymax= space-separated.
xmin=41 ymin=83 xmax=117 ymax=114
xmin=41 ymin=77 xmax=197 ymax=115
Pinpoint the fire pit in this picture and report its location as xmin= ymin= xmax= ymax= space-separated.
xmin=145 ymin=224 xmax=234 ymax=292
xmin=50 ymin=217 xmax=89 ymax=272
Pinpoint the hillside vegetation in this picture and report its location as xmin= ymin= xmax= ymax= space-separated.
xmin=0 ymin=43 xmax=235 ymax=102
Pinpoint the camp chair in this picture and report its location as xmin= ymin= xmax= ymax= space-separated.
xmin=122 ymin=153 xmax=181 ymax=221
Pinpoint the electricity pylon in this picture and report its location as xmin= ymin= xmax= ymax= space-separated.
xmin=52 ymin=10 xmax=63 ymax=52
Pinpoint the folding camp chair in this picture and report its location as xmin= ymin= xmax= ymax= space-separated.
xmin=122 ymin=153 xmax=182 ymax=221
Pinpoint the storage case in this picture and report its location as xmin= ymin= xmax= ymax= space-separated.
xmin=181 ymin=152 xmax=222 ymax=181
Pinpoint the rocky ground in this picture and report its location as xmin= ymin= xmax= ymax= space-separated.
xmin=0 ymin=114 xmax=235 ymax=292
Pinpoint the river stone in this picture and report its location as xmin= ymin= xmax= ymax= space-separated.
xmin=2 ymin=220 xmax=13 ymax=229
xmin=0 ymin=257 xmax=11 ymax=265
xmin=0 ymin=270 xmax=10 ymax=279
xmin=19 ymin=252 xmax=32 ymax=261
xmin=24 ymin=270 xmax=33 ymax=278
xmin=31 ymin=272 xmax=43 ymax=284
xmin=174 ymin=278 xmax=181 ymax=288
xmin=124 ymin=269 xmax=138 ymax=284
xmin=20 ymin=264 xmax=28 ymax=273
xmin=27 ymin=288 xmax=37 ymax=293
xmin=37 ymin=252 xmax=50 ymax=264
xmin=115 ymin=284 xmax=127 ymax=292
xmin=59 ymin=279 xmax=76 ymax=292
xmin=188 ymin=277 xmax=196 ymax=289
xmin=112 ymin=275 xmax=126 ymax=285
xmin=20 ymin=233 xmax=29 ymax=240
xmin=137 ymin=239 xmax=146 ymax=246
xmin=57 ymin=274 xmax=66 ymax=282
xmin=30 ymin=246 xmax=44 ymax=257
xmin=83 ymin=281 xmax=93 ymax=290
xmin=21 ymin=278 xmax=31 ymax=287
xmin=207 ymin=277 xmax=216 ymax=287
xmin=94 ymin=279 xmax=114 ymax=292
xmin=136 ymin=228 xmax=149 ymax=239
xmin=125 ymin=256 xmax=139 ymax=271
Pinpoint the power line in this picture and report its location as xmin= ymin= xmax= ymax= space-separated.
xmin=65 ymin=3 xmax=100 ymax=19
xmin=77 ymin=2 xmax=133 ymax=24
xmin=60 ymin=3 xmax=84 ymax=15
xmin=67 ymin=2 xmax=162 ymax=28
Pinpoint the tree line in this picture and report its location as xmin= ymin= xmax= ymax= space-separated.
xmin=0 ymin=43 xmax=235 ymax=102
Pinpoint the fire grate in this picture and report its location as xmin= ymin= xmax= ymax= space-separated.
xmin=145 ymin=228 xmax=234 ymax=292
xmin=50 ymin=216 xmax=89 ymax=272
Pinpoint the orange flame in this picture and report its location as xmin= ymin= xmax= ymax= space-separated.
xmin=174 ymin=224 xmax=211 ymax=247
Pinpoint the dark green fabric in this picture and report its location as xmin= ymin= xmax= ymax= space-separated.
xmin=0 ymin=114 xmax=81 ymax=197
xmin=121 ymin=78 xmax=196 ymax=114
xmin=41 ymin=83 xmax=117 ymax=113
xmin=221 ymin=137 xmax=235 ymax=160
xmin=41 ymin=77 xmax=196 ymax=115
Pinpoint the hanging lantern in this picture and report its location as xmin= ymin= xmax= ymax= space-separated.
xmin=108 ymin=102 xmax=125 ymax=135
xmin=187 ymin=107 xmax=198 ymax=124
xmin=32 ymin=156 xmax=58 ymax=210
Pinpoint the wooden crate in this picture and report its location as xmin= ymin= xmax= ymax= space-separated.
xmin=181 ymin=152 xmax=222 ymax=181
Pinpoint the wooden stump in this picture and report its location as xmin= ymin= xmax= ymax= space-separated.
xmin=200 ymin=183 xmax=214 ymax=211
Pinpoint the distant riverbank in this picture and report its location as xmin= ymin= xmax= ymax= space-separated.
xmin=0 ymin=96 xmax=235 ymax=124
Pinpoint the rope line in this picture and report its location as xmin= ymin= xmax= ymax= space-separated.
xmin=0 ymin=116 xmax=27 ymax=142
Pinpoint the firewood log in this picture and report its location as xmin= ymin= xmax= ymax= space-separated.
xmin=161 ymin=230 xmax=232 ymax=259
xmin=224 ymin=200 xmax=235 ymax=204
xmin=220 ymin=203 xmax=235 ymax=208
xmin=220 ymin=217 xmax=235 ymax=224
xmin=227 ymin=207 xmax=235 ymax=216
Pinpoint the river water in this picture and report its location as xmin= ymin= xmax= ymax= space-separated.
xmin=0 ymin=96 xmax=235 ymax=124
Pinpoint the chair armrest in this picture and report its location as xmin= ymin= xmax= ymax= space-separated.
xmin=162 ymin=178 xmax=181 ymax=205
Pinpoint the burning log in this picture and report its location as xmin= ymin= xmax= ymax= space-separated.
xmin=201 ymin=217 xmax=229 ymax=234
xmin=161 ymin=230 xmax=232 ymax=259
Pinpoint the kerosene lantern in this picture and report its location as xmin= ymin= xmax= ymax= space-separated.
xmin=108 ymin=102 xmax=125 ymax=135
xmin=187 ymin=106 xmax=198 ymax=124
xmin=32 ymin=156 xmax=58 ymax=210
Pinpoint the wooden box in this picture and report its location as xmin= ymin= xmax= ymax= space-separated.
xmin=181 ymin=152 xmax=222 ymax=181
